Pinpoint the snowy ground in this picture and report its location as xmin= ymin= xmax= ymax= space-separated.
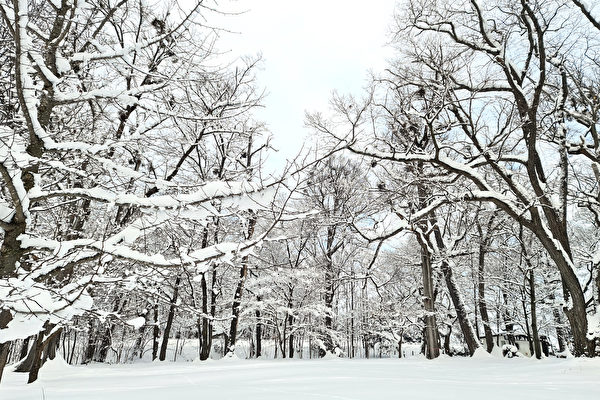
xmin=1 ymin=355 xmax=599 ymax=400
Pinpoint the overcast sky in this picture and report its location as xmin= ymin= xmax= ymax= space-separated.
xmin=214 ymin=0 xmax=397 ymax=169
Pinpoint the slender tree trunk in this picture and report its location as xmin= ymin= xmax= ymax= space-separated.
xmin=69 ymin=331 xmax=77 ymax=364
xmin=152 ymin=302 xmax=160 ymax=361
xmin=255 ymin=297 xmax=262 ymax=358
xmin=199 ymin=272 xmax=211 ymax=360
xmin=529 ymin=270 xmax=542 ymax=359
xmin=476 ymin=224 xmax=494 ymax=353
xmin=227 ymin=217 xmax=256 ymax=354
xmin=288 ymin=313 xmax=294 ymax=359
xmin=521 ymin=292 xmax=533 ymax=355
xmin=159 ymin=275 xmax=181 ymax=361
xmin=443 ymin=326 xmax=452 ymax=356
xmin=350 ymin=274 xmax=355 ymax=358
xmin=398 ymin=334 xmax=403 ymax=358
xmin=549 ymin=294 xmax=567 ymax=353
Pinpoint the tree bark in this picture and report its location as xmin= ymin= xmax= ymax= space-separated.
xmin=152 ymin=302 xmax=159 ymax=361
xmin=477 ymin=242 xmax=494 ymax=353
xmin=322 ymin=224 xmax=338 ymax=356
xmin=288 ymin=313 xmax=295 ymax=359
xmin=0 ymin=309 xmax=12 ymax=383
xmin=159 ymin=275 xmax=181 ymax=361
xmin=417 ymin=238 xmax=440 ymax=359
xmin=19 ymin=336 xmax=31 ymax=361
xmin=15 ymin=332 xmax=43 ymax=373
xmin=255 ymin=297 xmax=262 ymax=358
xmin=227 ymin=217 xmax=256 ymax=354
xmin=475 ymin=218 xmax=495 ymax=353
xmin=529 ymin=270 xmax=542 ymax=359
xmin=199 ymin=270 xmax=213 ymax=360
xmin=431 ymin=225 xmax=481 ymax=355
xmin=27 ymin=324 xmax=62 ymax=384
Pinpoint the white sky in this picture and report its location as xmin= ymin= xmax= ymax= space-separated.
xmin=214 ymin=0 xmax=397 ymax=169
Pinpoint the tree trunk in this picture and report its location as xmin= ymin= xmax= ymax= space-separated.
xmin=529 ymin=270 xmax=542 ymax=359
xmin=432 ymin=226 xmax=480 ymax=355
xmin=288 ymin=313 xmax=295 ymax=359
xmin=477 ymin=232 xmax=494 ymax=353
xmin=159 ymin=275 xmax=181 ymax=361
xmin=417 ymin=238 xmax=440 ymax=359
xmin=69 ymin=331 xmax=77 ymax=364
xmin=443 ymin=326 xmax=452 ymax=355
xmin=27 ymin=324 xmax=62 ymax=384
xmin=322 ymin=224 xmax=338 ymax=356
xmin=255 ymin=297 xmax=262 ymax=358
xmin=199 ymin=272 xmax=211 ymax=360
xmin=398 ymin=335 xmax=402 ymax=358
xmin=0 ymin=309 xmax=12 ymax=383
xmin=82 ymin=319 xmax=96 ymax=364
xmin=521 ymin=293 xmax=534 ymax=355
xmin=15 ymin=331 xmax=43 ymax=373
xmin=152 ymin=302 xmax=159 ymax=361
xmin=532 ymin=221 xmax=593 ymax=355
xmin=20 ymin=336 xmax=31 ymax=361
xmin=97 ymin=326 xmax=112 ymax=362
xmin=227 ymin=217 xmax=256 ymax=354
xmin=228 ymin=255 xmax=249 ymax=355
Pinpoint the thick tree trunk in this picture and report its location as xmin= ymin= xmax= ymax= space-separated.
xmin=432 ymin=226 xmax=480 ymax=355
xmin=322 ymin=266 xmax=335 ymax=355
xmin=321 ymin=225 xmax=338 ymax=356
xmin=15 ymin=332 xmax=43 ymax=373
xmin=20 ymin=336 xmax=31 ymax=361
xmin=83 ymin=327 xmax=96 ymax=364
xmin=532 ymin=220 xmax=594 ymax=355
xmin=159 ymin=275 xmax=181 ymax=361
xmin=27 ymin=324 xmax=62 ymax=384
xmin=97 ymin=326 xmax=112 ymax=362
xmin=417 ymin=239 xmax=440 ymax=359
xmin=44 ymin=327 xmax=62 ymax=363
xmin=0 ymin=342 xmax=8 ymax=384
xmin=0 ymin=309 xmax=12 ymax=383
xmin=15 ymin=322 xmax=62 ymax=383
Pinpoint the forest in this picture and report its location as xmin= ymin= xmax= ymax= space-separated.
xmin=0 ymin=0 xmax=600 ymax=398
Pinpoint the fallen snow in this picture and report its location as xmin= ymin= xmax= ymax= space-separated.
xmin=1 ymin=357 xmax=599 ymax=400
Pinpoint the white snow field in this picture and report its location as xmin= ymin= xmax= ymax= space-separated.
xmin=1 ymin=355 xmax=599 ymax=400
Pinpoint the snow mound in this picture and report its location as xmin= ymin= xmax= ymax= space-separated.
xmin=193 ymin=356 xmax=215 ymax=364
xmin=472 ymin=347 xmax=493 ymax=359
xmin=220 ymin=352 xmax=241 ymax=362
xmin=40 ymin=354 xmax=71 ymax=376
xmin=490 ymin=345 xmax=504 ymax=358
